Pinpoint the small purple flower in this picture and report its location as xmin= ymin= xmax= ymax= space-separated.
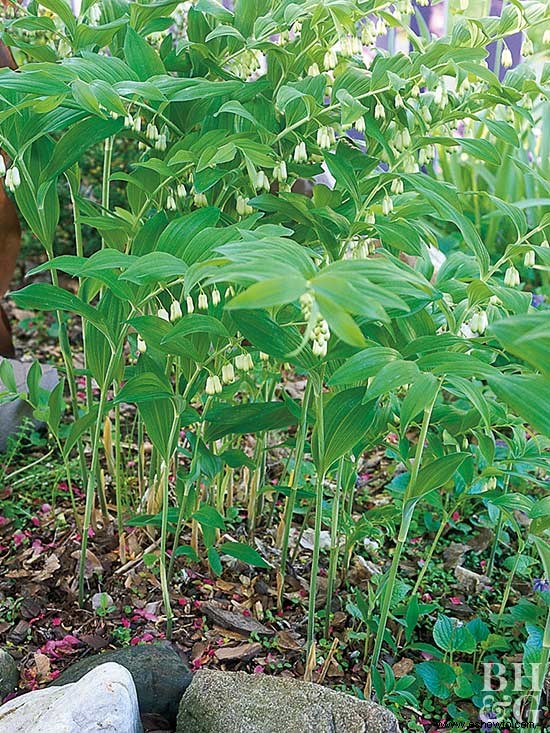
xmin=531 ymin=293 xmax=545 ymax=308
xmin=481 ymin=711 xmax=498 ymax=732
xmin=533 ymin=578 xmax=550 ymax=593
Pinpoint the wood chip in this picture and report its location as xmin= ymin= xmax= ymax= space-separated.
xmin=214 ymin=642 xmax=262 ymax=662
xmin=201 ymin=602 xmax=274 ymax=637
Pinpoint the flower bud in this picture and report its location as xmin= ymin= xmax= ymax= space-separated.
xmin=382 ymin=194 xmax=393 ymax=216
xmin=504 ymin=265 xmax=520 ymax=287
xmin=176 ymin=183 xmax=187 ymax=199
xmin=5 ymin=166 xmax=21 ymax=191
xmin=307 ymin=63 xmax=320 ymax=76
xmin=166 ymin=194 xmax=177 ymax=211
xmin=170 ymin=301 xmax=182 ymax=321
xmin=259 ymin=351 xmax=269 ymax=361
xmin=354 ymin=116 xmax=365 ymax=134
xmin=323 ymin=49 xmax=337 ymax=70
xmin=222 ymin=363 xmax=235 ymax=384
xmin=198 ymin=293 xmax=208 ymax=310
xmin=137 ymin=336 xmax=147 ymax=353
xmin=524 ymin=250 xmax=535 ymax=268
xmin=132 ymin=116 xmax=142 ymax=133
xmin=293 ymin=141 xmax=307 ymax=163
xmin=186 ymin=296 xmax=195 ymax=313
xmin=211 ymin=288 xmax=221 ymax=306
xmin=205 ymin=376 xmax=217 ymax=395
xmin=0 ymin=157 xmax=5 ymax=176
xmin=157 ymin=307 xmax=169 ymax=321
xmin=374 ymin=101 xmax=385 ymax=120
xmin=194 ymin=192 xmax=208 ymax=207
xmin=501 ymin=46 xmax=513 ymax=69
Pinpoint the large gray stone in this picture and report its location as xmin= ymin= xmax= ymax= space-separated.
xmin=0 ymin=359 xmax=59 ymax=452
xmin=0 ymin=649 xmax=18 ymax=699
xmin=52 ymin=642 xmax=192 ymax=725
xmin=177 ymin=670 xmax=399 ymax=733
xmin=0 ymin=662 xmax=141 ymax=732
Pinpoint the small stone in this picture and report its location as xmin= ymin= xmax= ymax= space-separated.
xmin=51 ymin=642 xmax=191 ymax=725
xmin=0 ymin=649 xmax=18 ymax=699
xmin=0 ymin=662 xmax=141 ymax=732
xmin=177 ymin=670 xmax=399 ymax=733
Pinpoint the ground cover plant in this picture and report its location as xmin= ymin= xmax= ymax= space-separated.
xmin=0 ymin=0 xmax=549 ymax=729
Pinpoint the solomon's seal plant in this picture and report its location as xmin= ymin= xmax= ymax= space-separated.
xmin=0 ymin=0 xmax=549 ymax=723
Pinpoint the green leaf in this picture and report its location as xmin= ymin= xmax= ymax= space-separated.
xmin=329 ymin=347 xmax=401 ymax=385
xmin=400 ymin=373 xmax=439 ymax=433
xmin=489 ymin=314 xmax=550 ymax=376
xmin=313 ymin=388 xmax=378 ymax=472
xmin=365 ymin=360 xmax=420 ymax=400
xmin=124 ymin=26 xmax=166 ymax=80
xmin=227 ymin=276 xmax=306 ymax=309
xmin=204 ymin=402 xmax=298 ymax=442
xmin=44 ymin=117 xmax=123 ymax=180
xmin=409 ymin=452 xmax=470 ymax=501
xmin=218 ymin=542 xmax=270 ymax=568
xmin=192 ymin=504 xmax=226 ymax=530
xmin=488 ymin=374 xmax=550 ymax=436
xmin=10 ymin=283 xmax=106 ymax=334
xmin=416 ymin=661 xmax=456 ymax=699
xmin=161 ymin=314 xmax=229 ymax=346
xmin=207 ymin=546 xmax=223 ymax=575
xmin=119 ymin=252 xmax=187 ymax=284
xmin=115 ymin=372 xmax=173 ymax=404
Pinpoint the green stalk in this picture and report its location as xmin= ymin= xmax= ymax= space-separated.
xmin=411 ymin=507 xmax=453 ymax=597
xmin=370 ymin=388 xmax=438 ymax=672
xmin=159 ymin=414 xmax=179 ymax=640
xmin=487 ymin=471 xmax=510 ymax=578
xmin=307 ymin=377 xmax=325 ymax=653
xmin=324 ymin=456 xmax=345 ymax=636
xmin=496 ymin=543 xmax=523 ymax=626
xmin=101 ymin=136 xmax=113 ymax=231
xmin=78 ymin=342 xmax=122 ymax=605
xmin=113 ymin=396 xmax=124 ymax=550
xmin=278 ymin=379 xmax=313 ymax=607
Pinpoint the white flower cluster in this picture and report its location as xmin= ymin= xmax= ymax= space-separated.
xmin=293 ymin=141 xmax=308 ymax=163
xmin=504 ymin=265 xmax=520 ymax=287
xmin=0 ymin=159 xmax=21 ymax=192
xmin=316 ymin=126 xmax=336 ymax=150
xmin=346 ymin=236 xmax=377 ymax=259
xmin=469 ymin=310 xmax=488 ymax=335
xmin=273 ymin=160 xmax=287 ymax=182
xmin=235 ymin=353 xmax=254 ymax=371
xmin=300 ymin=292 xmax=330 ymax=357
xmin=236 ymin=195 xmax=254 ymax=216
xmin=340 ymin=35 xmax=362 ymax=57
xmin=228 ymin=49 xmax=265 ymax=80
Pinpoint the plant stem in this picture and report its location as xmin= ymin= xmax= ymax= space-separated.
xmin=324 ymin=455 xmax=345 ymax=636
xmin=496 ymin=545 xmax=522 ymax=626
xmin=370 ymin=388 xmax=438 ymax=672
xmin=307 ymin=376 xmax=325 ymax=653
xmin=78 ymin=343 xmax=123 ymax=605
xmin=159 ymin=413 xmax=179 ymax=640
xmin=278 ymin=378 xmax=313 ymax=608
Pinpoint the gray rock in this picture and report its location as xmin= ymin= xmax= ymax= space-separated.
xmin=0 ymin=359 xmax=59 ymax=452
xmin=52 ymin=642 xmax=192 ymax=725
xmin=0 ymin=662 xmax=141 ymax=732
xmin=0 ymin=649 xmax=18 ymax=699
xmin=177 ymin=670 xmax=399 ymax=733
